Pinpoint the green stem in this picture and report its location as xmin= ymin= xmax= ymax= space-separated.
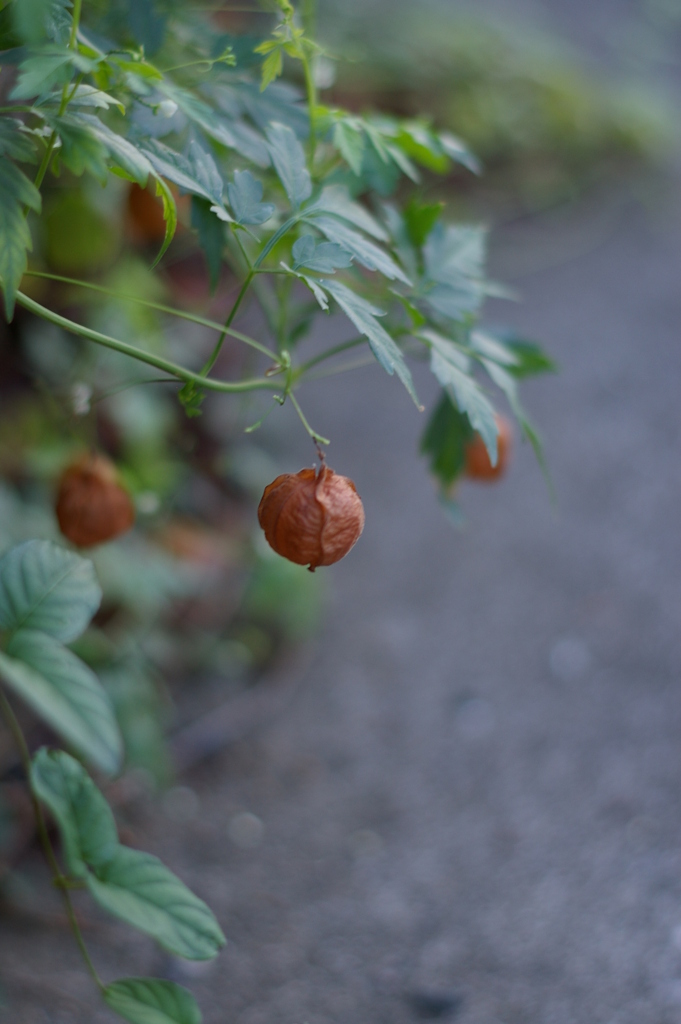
xmin=302 ymin=0 xmax=316 ymax=37
xmin=15 ymin=292 xmax=281 ymax=394
xmin=24 ymin=272 xmax=277 ymax=359
xmin=294 ymin=336 xmax=365 ymax=376
xmin=289 ymin=391 xmax=329 ymax=445
xmin=200 ymin=270 xmax=254 ymax=375
xmin=69 ymin=0 xmax=83 ymax=49
xmin=301 ymin=53 xmax=317 ymax=167
xmin=0 ymin=689 xmax=103 ymax=992
xmin=31 ymin=0 xmax=83 ymax=196
xmin=201 ymin=214 xmax=300 ymax=375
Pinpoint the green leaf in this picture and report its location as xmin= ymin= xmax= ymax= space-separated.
xmin=73 ymin=115 xmax=152 ymax=187
xmin=404 ymin=199 xmax=443 ymax=250
xmin=46 ymin=114 xmax=109 ymax=183
xmin=87 ymin=845 xmax=226 ymax=960
xmin=264 ymin=122 xmax=311 ymax=208
xmin=140 ymin=139 xmax=226 ymax=209
xmin=281 ymin=263 xmax=329 ymax=310
xmin=67 ymin=84 xmax=125 ymax=113
xmin=439 ymin=130 xmax=481 ymax=174
xmin=30 ymin=748 xmax=118 ymax=877
xmin=322 ymin=279 xmax=420 ymax=407
xmin=333 ymin=120 xmax=365 ymax=175
xmin=151 ymin=177 xmax=177 ymax=268
xmin=191 ymin=197 xmax=224 ymax=292
xmin=0 ymin=159 xmax=41 ymax=318
xmin=420 ymin=328 xmax=498 ymax=462
xmin=1 ymin=630 xmax=122 ymax=774
xmin=421 ymin=391 xmax=474 ymax=490
xmin=292 ymin=235 xmax=352 ymax=273
xmin=395 ymin=121 xmax=449 ymax=174
xmin=128 ymin=0 xmax=167 ymax=56
xmin=226 ymin=169 xmax=274 ymax=226
xmin=12 ymin=0 xmax=72 ymax=46
xmin=422 ymin=223 xmax=488 ymax=322
xmin=304 ymin=214 xmax=410 ymax=284
xmin=259 ymin=48 xmax=283 ymax=91
xmin=304 ymin=185 xmax=388 ymax=241
xmin=104 ymin=978 xmax=201 ymax=1024
xmin=11 ymin=48 xmax=74 ymax=100
xmin=0 ymin=540 xmax=101 ymax=642
xmin=0 ymin=117 xmax=37 ymax=161
xmin=157 ymin=83 xmax=236 ymax=151
xmin=424 ymin=223 xmax=487 ymax=283
xmin=493 ymin=336 xmax=557 ymax=378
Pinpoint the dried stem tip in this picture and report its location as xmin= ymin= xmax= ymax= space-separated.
xmin=56 ymin=453 xmax=135 ymax=548
xmin=258 ymin=465 xmax=365 ymax=571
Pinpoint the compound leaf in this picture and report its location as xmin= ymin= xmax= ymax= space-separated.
xmin=323 ymin=279 xmax=420 ymax=407
xmin=292 ymin=234 xmax=352 ymax=273
xmin=304 ymin=214 xmax=409 ymax=284
xmin=227 ymin=168 xmax=274 ymax=225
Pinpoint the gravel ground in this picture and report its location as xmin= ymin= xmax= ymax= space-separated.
xmin=3 ymin=4 xmax=681 ymax=1023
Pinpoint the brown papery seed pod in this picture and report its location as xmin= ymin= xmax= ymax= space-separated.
xmin=258 ymin=465 xmax=365 ymax=571
xmin=464 ymin=414 xmax=512 ymax=481
xmin=56 ymin=453 xmax=135 ymax=548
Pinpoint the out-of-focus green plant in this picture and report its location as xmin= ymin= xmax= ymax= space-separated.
xmin=322 ymin=7 xmax=674 ymax=210
xmin=0 ymin=0 xmax=556 ymax=1018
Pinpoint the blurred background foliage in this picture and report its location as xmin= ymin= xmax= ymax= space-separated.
xmin=316 ymin=0 xmax=677 ymax=213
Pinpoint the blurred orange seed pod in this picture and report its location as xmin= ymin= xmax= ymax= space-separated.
xmin=258 ymin=465 xmax=365 ymax=571
xmin=56 ymin=453 xmax=135 ymax=548
xmin=464 ymin=415 xmax=512 ymax=481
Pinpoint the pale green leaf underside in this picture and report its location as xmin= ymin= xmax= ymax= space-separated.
xmin=322 ymin=279 xmax=420 ymax=407
xmin=305 ymin=214 xmax=410 ymax=285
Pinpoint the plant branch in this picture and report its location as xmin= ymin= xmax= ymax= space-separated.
xmin=24 ymin=272 xmax=277 ymax=359
xmin=288 ymin=391 xmax=329 ymax=445
xmin=0 ymin=688 xmax=103 ymax=992
xmin=15 ymin=292 xmax=282 ymax=394
xmin=201 ymin=214 xmax=300 ymax=375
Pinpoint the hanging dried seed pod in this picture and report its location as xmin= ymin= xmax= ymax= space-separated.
xmin=56 ymin=453 xmax=135 ymax=548
xmin=258 ymin=465 xmax=364 ymax=571
xmin=464 ymin=415 xmax=512 ymax=481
